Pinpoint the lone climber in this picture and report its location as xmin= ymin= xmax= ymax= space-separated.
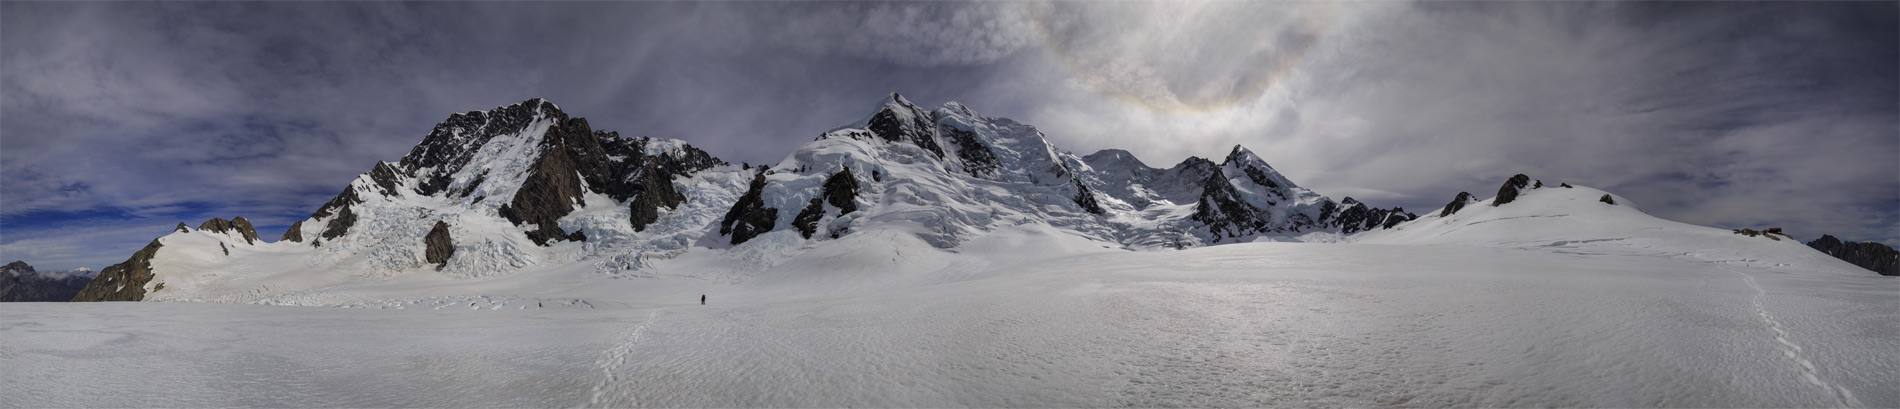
xmin=701 ymin=294 xmax=706 ymax=305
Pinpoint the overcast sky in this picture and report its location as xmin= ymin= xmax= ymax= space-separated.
xmin=3 ymin=1 xmax=1895 ymax=271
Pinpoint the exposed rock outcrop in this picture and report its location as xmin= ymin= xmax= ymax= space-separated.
xmin=1599 ymin=194 xmax=1616 ymax=205
xmin=1325 ymin=198 xmax=1417 ymax=234
xmin=720 ymin=172 xmax=778 ymax=245
xmin=865 ymin=93 xmax=946 ymax=159
xmin=425 ymin=221 xmax=454 ymax=269
xmin=1072 ymin=179 xmax=1105 ymax=215
xmin=312 ymin=186 xmax=362 ymax=241
xmin=173 ymin=223 xmax=190 ymax=233
xmin=940 ymin=125 xmax=999 ymax=178
xmin=498 ymin=117 xmax=593 ymax=246
xmin=792 ymin=198 xmax=826 ymax=239
xmin=281 ymin=220 xmax=304 ymax=243
xmin=1440 ymin=192 xmax=1478 ymax=217
xmin=367 ymin=161 xmax=407 ymax=197
xmin=197 ymin=216 xmax=261 ymax=244
xmin=1492 ymin=174 xmax=1532 ymax=206
xmin=1807 ymin=235 xmax=1899 ymax=276
xmin=628 ymin=162 xmax=686 ymax=233
xmin=792 ymin=168 xmax=865 ymax=239
xmin=71 ymin=238 xmax=165 ymax=301
xmin=1191 ymin=167 xmax=1264 ymax=241
xmin=823 ymin=168 xmax=861 ymax=215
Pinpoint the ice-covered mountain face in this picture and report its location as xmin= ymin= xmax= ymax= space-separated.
xmin=712 ymin=94 xmax=1115 ymax=251
xmin=715 ymin=93 xmax=1416 ymax=252
xmin=74 ymin=94 xmax=1422 ymax=302
xmin=287 ymin=98 xmax=732 ymax=274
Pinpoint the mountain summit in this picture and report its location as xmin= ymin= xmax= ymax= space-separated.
xmin=75 ymin=95 xmax=1417 ymax=302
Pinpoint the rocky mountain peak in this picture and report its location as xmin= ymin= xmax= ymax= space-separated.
xmin=3 ymin=260 xmax=31 ymax=274
xmin=1806 ymin=235 xmax=1899 ymax=276
xmin=197 ymin=217 xmax=261 ymax=245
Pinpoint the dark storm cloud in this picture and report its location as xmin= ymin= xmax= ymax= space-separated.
xmin=1018 ymin=1 xmax=1896 ymax=246
xmin=1 ymin=1 xmax=1893 ymax=270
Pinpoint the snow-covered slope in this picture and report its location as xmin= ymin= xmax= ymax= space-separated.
xmin=12 ymin=224 xmax=1895 ymax=407
xmin=1357 ymin=179 xmax=1875 ymax=277
xmin=30 ymin=97 xmax=1898 ymax=407
xmin=76 ymin=94 xmax=1429 ymax=303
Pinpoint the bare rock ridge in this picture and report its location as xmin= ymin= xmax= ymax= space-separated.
xmin=425 ymin=221 xmax=454 ymax=269
xmin=794 ymin=168 xmax=863 ymax=239
xmin=1492 ymin=174 xmax=1532 ymax=206
xmin=311 ymin=186 xmax=362 ymax=242
xmin=720 ymin=171 xmax=778 ymax=245
xmin=302 ymin=98 xmax=723 ymax=247
xmin=1806 ymin=235 xmax=1899 ymax=276
xmin=1440 ymin=192 xmax=1478 ymax=217
xmin=865 ymin=93 xmax=947 ymax=160
xmin=281 ymin=220 xmax=304 ymax=243
xmin=196 ymin=216 xmax=260 ymax=244
xmin=71 ymin=238 xmax=164 ymax=302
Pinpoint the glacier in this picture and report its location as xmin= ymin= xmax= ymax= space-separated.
xmin=9 ymin=95 xmax=1894 ymax=407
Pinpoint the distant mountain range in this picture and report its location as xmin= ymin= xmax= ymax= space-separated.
xmin=1 ymin=260 xmax=93 ymax=302
xmin=67 ymin=95 xmax=1894 ymax=302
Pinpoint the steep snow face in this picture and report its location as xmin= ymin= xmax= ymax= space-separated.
xmin=126 ymin=95 xmax=1412 ymax=302
xmin=743 ymin=118 xmax=1112 ymax=249
xmin=139 ymin=99 xmax=737 ymax=302
xmin=748 ymin=94 xmax=1408 ymax=252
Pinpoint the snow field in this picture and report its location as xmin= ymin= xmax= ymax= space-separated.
xmin=8 ymin=236 xmax=1893 ymax=407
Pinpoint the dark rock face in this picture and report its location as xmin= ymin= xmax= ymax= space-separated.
xmin=1327 ymin=198 xmax=1416 ymax=234
xmin=1 ymin=261 xmax=91 ymax=302
xmin=1383 ymin=208 xmax=1417 ymax=229
xmin=628 ymin=163 xmax=686 ymax=233
xmin=321 ymin=206 xmax=357 ymax=241
xmin=281 ymin=220 xmax=304 ymax=243
xmin=407 ymin=100 xmax=724 ymax=245
xmin=498 ymin=117 xmax=593 ymax=246
xmin=425 ymin=221 xmax=454 ymax=269
xmin=720 ymin=172 xmax=779 ymax=245
xmin=865 ymin=94 xmax=946 ymax=159
xmin=72 ymin=238 xmax=165 ymax=301
xmin=1072 ymin=180 xmax=1105 ymax=215
xmin=401 ymin=99 xmax=548 ymax=196
xmin=174 ymin=223 xmax=190 ymax=233
xmin=368 ymin=161 xmax=407 ymax=197
xmin=1807 ymin=235 xmax=1899 ymax=276
xmin=1560 ymin=183 xmax=1573 ymax=188
xmin=940 ymin=125 xmax=998 ymax=178
xmin=1599 ymin=194 xmax=1616 ymax=205
xmin=196 ymin=217 xmax=261 ymax=244
xmin=312 ymin=186 xmax=363 ymax=241
xmin=1192 ymin=168 xmax=1265 ymax=241
xmin=1440 ymin=192 xmax=1477 ymax=217
xmin=822 ymin=168 xmax=861 ymax=214
xmin=1492 ymin=174 xmax=1532 ymax=206
xmin=793 ymin=169 xmax=865 ymax=239
xmin=792 ymin=198 xmax=826 ymax=239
